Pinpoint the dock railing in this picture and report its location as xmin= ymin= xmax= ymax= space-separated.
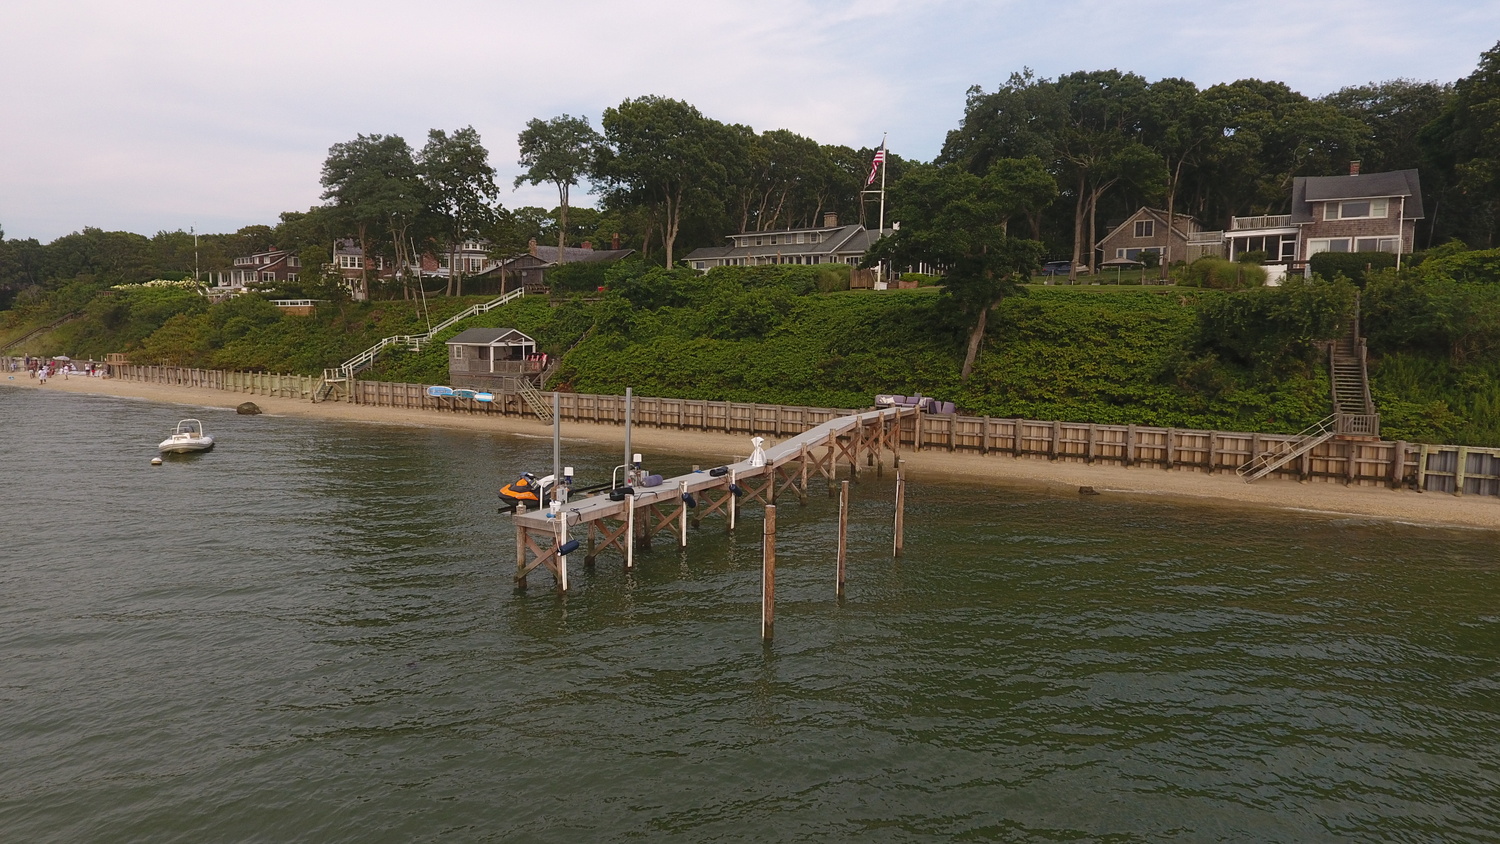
xmin=84 ymin=361 xmax=1500 ymax=499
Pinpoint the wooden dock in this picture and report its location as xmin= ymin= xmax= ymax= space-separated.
xmin=512 ymin=406 xmax=912 ymax=591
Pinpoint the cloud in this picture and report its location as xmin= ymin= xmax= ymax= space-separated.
xmin=2 ymin=0 xmax=1496 ymax=241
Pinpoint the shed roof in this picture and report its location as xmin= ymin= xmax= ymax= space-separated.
xmin=447 ymin=327 xmax=534 ymax=346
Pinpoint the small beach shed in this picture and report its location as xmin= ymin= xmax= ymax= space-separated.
xmin=446 ymin=327 xmax=543 ymax=391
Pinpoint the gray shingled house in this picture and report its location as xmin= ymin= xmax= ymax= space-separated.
xmin=683 ymin=213 xmax=889 ymax=271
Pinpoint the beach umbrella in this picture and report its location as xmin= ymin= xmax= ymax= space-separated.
xmin=53 ymin=355 xmax=71 ymax=361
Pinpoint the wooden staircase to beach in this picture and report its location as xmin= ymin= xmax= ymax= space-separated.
xmin=1239 ymin=296 xmax=1379 ymax=482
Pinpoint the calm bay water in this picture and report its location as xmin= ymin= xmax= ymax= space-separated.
xmin=2 ymin=385 xmax=1498 ymax=842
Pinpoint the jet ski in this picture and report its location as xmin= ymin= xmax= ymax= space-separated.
xmin=498 ymin=472 xmax=553 ymax=513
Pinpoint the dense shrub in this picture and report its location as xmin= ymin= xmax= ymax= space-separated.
xmin=1308 ymin=251 xmax=1397 ymax=285
xmin=1172 ymin=257 xmax=1266 ymax=289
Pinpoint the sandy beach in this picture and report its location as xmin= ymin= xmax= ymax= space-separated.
xmin=8 ymin=373 xmax=1499 ymax=530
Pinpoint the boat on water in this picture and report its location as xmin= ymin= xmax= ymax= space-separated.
xmin=159 ymin=419 xmax=215 ymax=454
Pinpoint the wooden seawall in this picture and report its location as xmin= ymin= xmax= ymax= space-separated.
xmin=91 ymin=363 xmax=1500 ymax=499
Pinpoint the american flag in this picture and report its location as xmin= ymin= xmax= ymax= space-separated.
xmin=866 ymin=147 xmax=886 ymax=186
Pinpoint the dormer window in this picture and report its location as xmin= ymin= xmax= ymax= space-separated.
xmin=1326 ymin=199 xmax=1388 ymax=220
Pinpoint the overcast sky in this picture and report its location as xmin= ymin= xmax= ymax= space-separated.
xmin=3 ymin=0 xmax=1496 ymax=242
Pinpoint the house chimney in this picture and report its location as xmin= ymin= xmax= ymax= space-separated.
xmin=581 ymin=240 xmax=592 ymax=251
xmin=823 ymin=212 xmax=839 ymax=228
xmin=611 ymin=232 xmax=621 ymax=250
xmin=527 ymin=237 xmax=537 ymax=257
xmin=1350 ymin=160 xmax=1361 ymax=176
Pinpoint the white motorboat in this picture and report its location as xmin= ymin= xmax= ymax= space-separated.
xmin=159 ymin=419 xmax=215 ymax=454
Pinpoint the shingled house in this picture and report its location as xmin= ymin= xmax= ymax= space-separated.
xmin=484 ymin=238 xmax=635 ymax=289
xmin=683 ymin=213 xmax=888 ymax=271
xmin=1183 ymin=164 xmax=1423 ymax=268
xmin=1097 ymin=208 xmax=1204 ymax=266
xmin=1292 ymin=166 xmax=1422 ymax=261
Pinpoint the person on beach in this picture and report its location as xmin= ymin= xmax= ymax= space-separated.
xmin=38 ymin=367 xmax=48 ymax=384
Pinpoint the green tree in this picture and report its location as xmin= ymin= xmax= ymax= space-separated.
xmin=1421 ymin=41 xmax=1500 ymax=247
xmin=515 ymin=114 xmax=601 ymax=264
xmin=1197 ymin=80 xmax=1364 ymax=221
xmin=320 ymin=134 xmax=426 ymax=300
xmin=1143 ymin=77 xmax=1225 ymax=271
xmin=596 ymin=96 xmax=746 ymax=267
xmin=871 ymin=162 xmax=1048 ymax=378
xmin=420 ymin=126 xmax=498 ymax=296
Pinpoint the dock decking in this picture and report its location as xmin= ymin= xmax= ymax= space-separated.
xmin=512 ymin=406 xmax=913 ymax=591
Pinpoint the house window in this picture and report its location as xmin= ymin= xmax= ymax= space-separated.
xmin=261 ymin=272 xmax=275 ymax=281
xmin=769 ymin=235 xmax=779 ymax=245
xmin=289 ymin=257 xmax=300 ymax=267
xmin=796 ymin=233 xmax=806 ymax=244
xmin=1355 ymin=237 xmax=1401 ymax=253
xmin=287 ymin=273 xmax=298 ymax=282
xmin=451 ymin=346 xmax=462 ymax=358
xmin=755 ymin=237 xmax=764 ymax=246
xmin=1307 ymin=238 xmax=1352 ymax=255
xmin=1326 ymin=199 xmax=1389 ymax=220
xmin=694 ymin=261 xmax=705 ymax=270
xmin=1134 ymin=220 xmax=1154 ymax=238
xmin=338 ymin=255 xmax=363 ymax=269
xmin=809 ymin=232 xmax=820 ymax=243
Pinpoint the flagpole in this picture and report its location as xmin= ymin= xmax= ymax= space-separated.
xmin=878 ymin=133 xmax=888 ymax=235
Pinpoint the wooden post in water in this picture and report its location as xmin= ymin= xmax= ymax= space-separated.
xmin=679 ymin=481 xmax=689 ymax=548
xmin=1390 ymin=441 xmax=1407 ymax=489
xmin=514 ymin=523 xmax=528 ymax=589
xmin=836 ymin=480 xmax=849 ymax=599
xmin=762 ymin=505 xmax=776 ymax=642
xmin=625 ymin=494 xmax=636 ymax=570
xmin=893 ymin=468 xmax=906 ymax=558
xmin=556 ymin=511 xmax=569 ymax=594
xmin=728 ymin=470 xmax=738 ymax=532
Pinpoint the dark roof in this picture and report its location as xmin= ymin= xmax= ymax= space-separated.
xmin=1291 ymin=169 xmax=1423 ymax=222
xmin=447 ymin=327 xmax=534 ymax=346
xmin=531 ymin=246 xmax=635 ymax=264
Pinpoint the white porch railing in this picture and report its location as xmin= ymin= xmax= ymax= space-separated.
xmin=1230 ymin=214 xmax=1292 ymax=230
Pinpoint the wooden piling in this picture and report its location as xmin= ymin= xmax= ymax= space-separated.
xmin=729 ymin=470 xmax=738 ymax=531
xmin=893 ymin=468 xmax=906 ymax=558
xmin=836 ymin=480 xmax=849 ymax=599
xmin=679 ymin=481 xmax=689 ymax=547
xmin=762 ymin=505 xmax=776 ymax=642
xmin=515 ymin=523 xmax=528 ymax=589
xmin=1390 ymin=441 xmax=1407 ymax=489
xmin=556 ymin=512 xmax=569 ymax=593
xmin=625 ymin=494 xmax=636 ymax=570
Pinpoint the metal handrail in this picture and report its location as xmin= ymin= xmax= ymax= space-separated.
xmin=1237 ymin=414 xmax=1337 ymax=480
xmin=333 ymin=287 xmax=527 ymax=380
